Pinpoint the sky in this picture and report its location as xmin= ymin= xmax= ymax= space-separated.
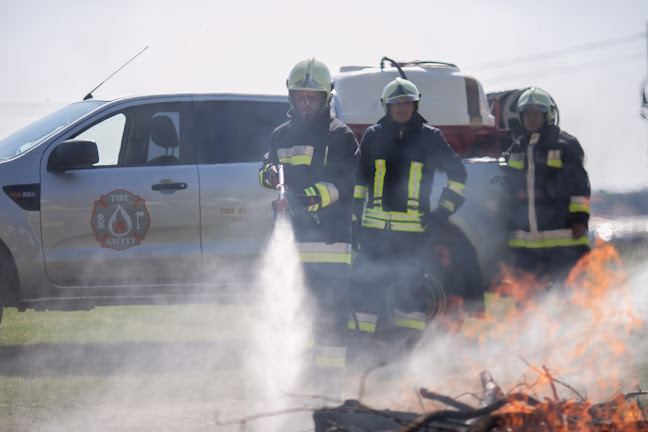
xmin=0 ymin=0 xmax=647 ymax=192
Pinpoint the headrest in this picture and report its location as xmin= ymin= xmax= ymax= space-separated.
xmin=150 ymin=116 xmax=179 ymax=149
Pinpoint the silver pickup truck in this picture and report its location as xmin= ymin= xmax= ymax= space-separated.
xmin=0 ymin=94 xmax=296 ymax=322
xmin=0 ymin=61 xmax=514 ymax=324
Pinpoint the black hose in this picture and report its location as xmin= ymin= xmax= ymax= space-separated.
xmin=380 ymin=57 xmax=408 ymax=80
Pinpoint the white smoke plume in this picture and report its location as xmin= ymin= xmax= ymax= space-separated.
xmin=357 ymin=243 xmax=647 ymax=410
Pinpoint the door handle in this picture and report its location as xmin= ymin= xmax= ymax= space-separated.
xmin=151 ymin=182 xmax=188 ymax=191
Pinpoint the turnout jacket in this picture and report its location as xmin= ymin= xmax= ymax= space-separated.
xmin=354 ymin=113 xmax=467 ymax=232
xmin=260 ymin=109 xmax=360 ymax=262
xmin=501 ymin=124 xmax=591 ymax=249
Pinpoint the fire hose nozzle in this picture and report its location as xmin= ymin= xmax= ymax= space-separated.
xmin=277 ymin=163 xmax=285 ymax=198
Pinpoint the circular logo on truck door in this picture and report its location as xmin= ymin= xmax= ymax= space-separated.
xmin=92 ymin=189 xmax=151 ymax=251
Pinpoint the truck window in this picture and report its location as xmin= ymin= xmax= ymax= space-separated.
xmin=71 ymin=102 xmax=192 ymax=167
xmin=76 ymin=113 xmax=125 ymax=165
xmin=194 ymin=100 xmax=289 ymax=164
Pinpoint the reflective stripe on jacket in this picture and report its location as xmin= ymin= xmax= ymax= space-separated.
xmin=355 ymin=113 xmax=466 ymax=232
xmin=260 ymin=109 xmax=360 ymax=246
xmin=501 ymin=125 xmax=591 ymax=249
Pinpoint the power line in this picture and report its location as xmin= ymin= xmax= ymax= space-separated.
xmin=466 ymin=32 xmax=646 ymax=71
xmin=478 ymin=52 xmax=644 ymax=85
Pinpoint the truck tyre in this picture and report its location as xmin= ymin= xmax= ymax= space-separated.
xmin=0 ymin=246 xmax=19 ymax=326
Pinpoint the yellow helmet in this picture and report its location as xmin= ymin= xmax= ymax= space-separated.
xmin=517 ymin=87 xmax=557 ymax=125
xmin=286 ymin=58 xmax=332 ymax=105
xmin=381 ymin=77 xmax=420 ymax=112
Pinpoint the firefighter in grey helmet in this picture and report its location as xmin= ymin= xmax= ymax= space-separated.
xmin=348 ymin=76 xmax=476 ymax=362
xmin=501 ymin=87 xmax=591 ymax=287
xmin=258 ymin=58 xmax=360 ymax=397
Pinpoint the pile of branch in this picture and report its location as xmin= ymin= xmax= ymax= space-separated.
xmin=313 ymin=371 xmax=648 ymax=432
xmin=215 ymin=368 xmax=648 ymax=431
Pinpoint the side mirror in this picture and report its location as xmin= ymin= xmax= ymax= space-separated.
xmin=47 ymin=139 xmax=99 ymax=172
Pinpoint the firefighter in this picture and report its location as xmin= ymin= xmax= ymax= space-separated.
xmin=500 ymin=87 xmax=590 ymax=286
xmin=259 ymin=58 xmax=360 ymax=395
xmin=348 ymin=77 xmax=469 ymax=361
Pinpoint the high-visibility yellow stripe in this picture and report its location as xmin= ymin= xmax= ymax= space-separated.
xmin=373 ymin=160 xmax=386 ymax=209
xmin=314 ymin=345 xmax=346 ymax=368
xmin=392 ymin=318 xmax=425 ymax=330
xmin=354 ymin=185 xmax=368 ymax=199
xmin=509 ymin=160 xmax=524 ymax=169
xmin=315 ymin=355 xmax=346 ymax=368
xmin=509 ymin=236 xmax=590 ymax=248
xmin=439 ymin=199 xmax=455 ymax=213
xmin=279 ymin=155 xmax=313 ymax=165
xmin=298 ymin=242 xmax=352 ymax=264
xmin=315 ymin=182 xmax=335 ymax=207
xmin=303 ymin=186 xmax=319 ymax=212
xmin=364 ymin=208 xmax=420 ymax=222
xmin=508 ymin=153 xmax=525 ymax=169
xmin=547 ymin=150 xmax=563 ymax=168
xmin=570 ymin=196 xmax=590 ymax=214
xmin=300 ymin=252 xmax=352 ymax=264
xmin=348 ymin=320 xmax=377 ymax=333
xmin=569 ymin=203 xmax=590 ymax=214
xmin=447 ymin=180 xmax=466 ymax=196
xmin=408 ymin=162 xmax=423 ymax=212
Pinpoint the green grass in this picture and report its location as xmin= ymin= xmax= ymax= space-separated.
xmin=0 ymin=304 xmax=255 ymax=431
xmin=0 ymin=304 xmax=257 ymax=345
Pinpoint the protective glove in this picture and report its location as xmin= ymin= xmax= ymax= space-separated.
xmin=259 ymin=164 xmax=279 ymax=189
xmin=286 ymin=187 xmax=323 ymax=212
xmin=571 ymin=223 xmax=587 ymax=240
xmin=421 ymin=207 xmax=451 ymax=234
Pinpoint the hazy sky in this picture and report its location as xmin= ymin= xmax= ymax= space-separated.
xmin=0 ymin=0 xmax=647 ymax=191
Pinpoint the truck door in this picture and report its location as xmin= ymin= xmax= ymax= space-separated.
xmin=193 ymin=97 xmax=289 ymax=286
xmin=40 ymin=99 xmax=201 ymax=287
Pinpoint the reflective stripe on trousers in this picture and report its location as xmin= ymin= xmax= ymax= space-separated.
xmin=298 ymin=242 xmax=352 ymax=265
xmin=314 ymin=344 xmax=346 ymax=368
xmin=509 ymin=228 xmax=590 ymax=248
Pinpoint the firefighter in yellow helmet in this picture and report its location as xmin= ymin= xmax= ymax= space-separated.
xmin=259 ymin=58 xmax=360 ymax=397
xmin=501 ymin=87 xmax=590 ymax=287
xmin=348 ymin=77 xmax=470 ymax=364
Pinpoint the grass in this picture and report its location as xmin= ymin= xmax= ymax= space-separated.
xmin=0 ymin=304 xmax=257 ymax=345
xmin=0 ymin=303 xmax=256 ymax=431
xmin=0 ymin=244 xmax=645 ymax=430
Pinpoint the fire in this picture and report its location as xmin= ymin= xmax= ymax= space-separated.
xmin=454 ymin=240 xmax=645 ymax=426
xmin=345 ymin=240 xmax=646 ymax=431
xmin=113 ymin=217 xmax=127 ymax=234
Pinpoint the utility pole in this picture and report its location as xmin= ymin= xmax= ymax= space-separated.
xmin=643 ymin=20 xmax=648 ymax=120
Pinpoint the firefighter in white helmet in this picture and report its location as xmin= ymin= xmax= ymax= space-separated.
xmin=501 ymin=87 xmax=590 ymax=286
xmin=259 ymin=58 xmax=360 ymax=396
xmin=348 ymin=77 xmax=471 ymax=362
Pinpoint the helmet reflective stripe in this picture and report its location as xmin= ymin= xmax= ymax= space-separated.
xmin=517 ymin=87 xmax=556 ymax=124
xmin=286 ymin=58 xmax=332 ymax=104
xmin=381 ymin=77 xmax=420 ymax=112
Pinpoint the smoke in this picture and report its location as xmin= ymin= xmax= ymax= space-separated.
xmin=400 ymin=258 xmax=646 ymax=405
xmin=352 ymin=246 xmax=648 ymax=409
xmin=241 ymin=217 xmax=312 ymax=430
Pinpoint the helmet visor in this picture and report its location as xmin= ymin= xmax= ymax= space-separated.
xmin=385 ymin=82 xmax=419 ymax=104
xmin=385 ymin=94 xmax=419 ymax=104
xmin=518 ymin=103 xmax=548 ymax=113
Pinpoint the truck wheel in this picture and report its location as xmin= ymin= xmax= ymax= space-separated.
xmin=0 ymin=247 xmax=19 ymax=326
xmin=385 ymin=270 xmax=446 ymax=324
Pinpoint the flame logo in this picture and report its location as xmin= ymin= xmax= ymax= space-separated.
xmin=108 ymin=204 xmax=132 ymax=237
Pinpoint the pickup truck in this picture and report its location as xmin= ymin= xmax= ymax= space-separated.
xmin=0 ymin=59 xmax=513 ymax=324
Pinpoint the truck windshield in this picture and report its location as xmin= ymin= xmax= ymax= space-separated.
xmin=0 ymin=101 xmax=106 ymax=161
